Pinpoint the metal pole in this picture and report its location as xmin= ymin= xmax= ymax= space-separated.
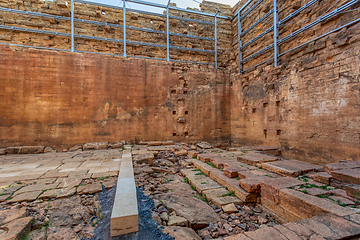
xmin=71 ymin=0 xmax=74 ymax=52
xmin=214 ymin=12 xmax=218 ymax=69
xmin=123 ymin=0 xmax=127 ymax=57
xmin=273 ymin=0 xmax=279 ymax=67
xmin=166 ymin=0 xmax=170 ymax=61
xmin=238 ymin=12 xmax=242 ymax=73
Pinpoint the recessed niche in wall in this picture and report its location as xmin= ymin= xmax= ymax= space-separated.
xmin=170 ymin=89 xmax=176 ymax=94
xmin=252 ymin=108 xmax=256 ymax=113
xmin=184 ymin=83 xmax=188 ymax=88
xmin=173 ymin=132 xmax=177 ymax=136
xmin=185 ymin=111 xmax=189 ymax=115
xmin=264 ymin=129 xmax=268 ymax=139
xmin=268 ymin=84 xmax=275 ymax=90
xmin=277 ymin=129 xmax=282 ymax=136
xmin=263 ymin=102 xmax=268 ymax=108
xmin=172 ymin=111 xmax=176 ymax=115
xmin=276 ymin=101 xmax=281 ymax=107
xmin=185 ymin=132 xmax=189 ymax=136
xmin=183 ymin=90 xmax=188 ymax=94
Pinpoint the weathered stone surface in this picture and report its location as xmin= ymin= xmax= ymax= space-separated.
xmin=239 ymin=178 xmax=264 ymax=193
xmin=181 ymin=169 xmax=222 ymax=193
xmin=77 ymin=183 xmax=102 ymax=194
xmin=262 ymin=160 xmax=323 ymax=177
xmin=244 ymin=226 xmax=288 ymax=240
xmin=314 ymin=172 xmax=332 ymax=184
xmin=344 ymin=184 xmax=360 ymax=200
xmin=311 ymin=214 xmax=360 ymax=239
xmin=159 ymin=182 xmax=219 ymax=229
xmin=8 ymin=190 xmax=43 ymax=203
xmin=174 ymin=149 xmax=187 ymax=157
xmin=68 ymin=145 xmax=83 ymax=152
xmin=212 ymin=196 xmax=242 ymax=208
xmin=188 ymin=150 xmax=199 ymax=159
xmin=163 ymin=226 xmax=201 ymax=240
xmin=324 ymin=161 xmax=360 ymax=174
xmin=168 ymin=215 xmax=188 ymax=227
xmin=0 ymin=149 xmax=5 ymax=155
xmin=330 ymin=168 xmax=360 ymax=185
xmin=224 ymin=234 xmax=252 ymax=240
xmin=0 ymin=217 xmax=33 ymax=240
xmin=197 ymin=153 xmax=218 ymax=163
xmin=237 ymin=153 xmax=279 ymax=166
xmin=0 ymin=209 xmax=27 ymax=226
xmin=273 ymin=225 xmax=302 ymax=240
xmin=222 ymin=203 xmax=238 ymax=213
xmin=197 ymin=142 xmax=212 ymax=149
xmin=5 ymin=147 xmax=21 ymax=154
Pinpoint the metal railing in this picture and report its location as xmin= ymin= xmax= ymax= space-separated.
xmin=0 ymin=0 xmax=231 ymax=67
xmin=235 ymin=0 xmax=360 ymax=73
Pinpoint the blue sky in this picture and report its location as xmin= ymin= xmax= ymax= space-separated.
xmin=95 ymin=0 xmax=239 ymax=13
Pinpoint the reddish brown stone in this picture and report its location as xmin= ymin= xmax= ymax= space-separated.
xmin=330 ymin=169 xmax=360 ymax=185
xmin=262 ymin=159 xmax=323 ymax=177
xmin=237 ymin=153 xmax=279 ymax=166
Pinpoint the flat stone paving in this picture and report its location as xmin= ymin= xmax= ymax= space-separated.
xmin=0 ymin=149 xmax=121 ymax=239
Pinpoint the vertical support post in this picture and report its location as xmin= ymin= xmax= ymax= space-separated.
xmin=123 ymin=0 xmax=127 ymax=57
xmin=166 ymin=0 xmax=170 ymax=61
xmin=71 ymin=0 xmax=74 ymax=52
xmin=214 ymin=12 xmax=218 ymax=69
xmin=238 ymin=12 xmax=242 ymax=73
xmin=273 ymin=0 xmax=279 ymax=67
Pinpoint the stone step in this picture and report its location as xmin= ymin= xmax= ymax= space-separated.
xmin=330 ymin=168 xmax=360 ymax=185
xmin=261 ymin=159 xmax=323 ymax=177
xmin=237 ymin=152 xmax=279 ymax=166
xmin=180 ymin=169 xmax=222 ymax=194
xmin=344 ymin=184 xmax=360 ymax=200
xmin=191 ymin=159 xmax=258 ymax=203
xmin=110 ymin=151 xmax=138 ymax=237
xmin=324 ymin=160 xmax=360 ymax=174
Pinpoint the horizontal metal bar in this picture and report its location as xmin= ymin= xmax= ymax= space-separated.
xmin=0 ymin=42 xmax=71 ymax=51
xmin=127 ymin=25 xmax=163 ymax=34
xmin=170 ymin=32 xmax=214 ymax=41
xmin=75 ymin=18 xmax=123 ymax=29
xmin=0 ymin=24 xmax=70 ymax=37
xmin=279 ymin=0 xmax=318 ymax=25
xmin=169 ymin=6 xmax=229 ymax=19
xmin=279 ymin=0 xmax=359 ymax=44
xmin=242 ymin=26 xmax=273 ymax=49
xmin=241 ymin=9 xmax=274 ymax=37
xmin=0 ymin=6 xmax=69 ymax=21
xmin=169 ymin=15 xmax=215 ymax=25
xmin=233 ymin=0 xmax=254 ymax=18
xmin=243 ymin=57 xmax=274 ymax=72
xmin=126 ymin=0 xmax=167 ymax=9
xmin=127 ymin=54 xmax=167 ymax=61
xmin=242 ymin=43 xmax=274 ymax=63
xmin=169 ymin=45 xmax=214 ymax=54
xmin=171 ymin=59 xmax=215 ymax=65
xmin=240 ymin=0 xmax=264 ymax=21
xmin=280 ymin=17 xmax=360 ymax=57
xmin=126 ymin=7 xmax=166 ymax=18
xmin=75 ymin=34 xmax=124 ymax=43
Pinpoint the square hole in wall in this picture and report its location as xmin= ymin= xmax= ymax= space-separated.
xmin=263 ymin=129 xmax=268 ymax=139
xmin=171 ymin=89 xmax=176 ymax=94
xmin=185 ymin=132 xmax=189 ymax=136
xmin=184 ymin=84 xmax=188 ymax=88
xmin=172 ymin=111 xmax=176 ymax=115
xmin=276 ymin=101 xmax=281 ymax=107
xmin=173 ymin=132 xmax=177 ymax=136
xmin=263 ymin=102 xmax=268 ymax=108
xmin=183 ymin=91 xmax=188 ymax=94
xmin=277 ymin=129 xmax=282 ymax=136
xmin=252 ymin=108 xmax=256 ymax=113
xmin=185 ymin=111 xmax=189 ymax=115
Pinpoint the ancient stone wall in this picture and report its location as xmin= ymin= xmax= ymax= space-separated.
xmin=0 ymin=0 xmax=232 ymax=66
xmin=0 ymin=46 xmax=231 ymax=150
xmin=230 ymin=0 xmax=360 ymax=164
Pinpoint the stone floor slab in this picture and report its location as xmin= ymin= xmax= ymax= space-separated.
xmin=262 ymin=159 xmax=323 ymax=177
xmin=237 ymin=152 xmax=279 ymax=166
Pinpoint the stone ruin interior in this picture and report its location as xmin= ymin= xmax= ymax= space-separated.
xmin=0 ymin=0 xmax=359 ymax=239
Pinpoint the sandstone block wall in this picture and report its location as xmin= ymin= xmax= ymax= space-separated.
xmin=230 ymin=0 xmax=360 ymax=163
xmin=0 ymin=46 xmax=230 ymax=150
